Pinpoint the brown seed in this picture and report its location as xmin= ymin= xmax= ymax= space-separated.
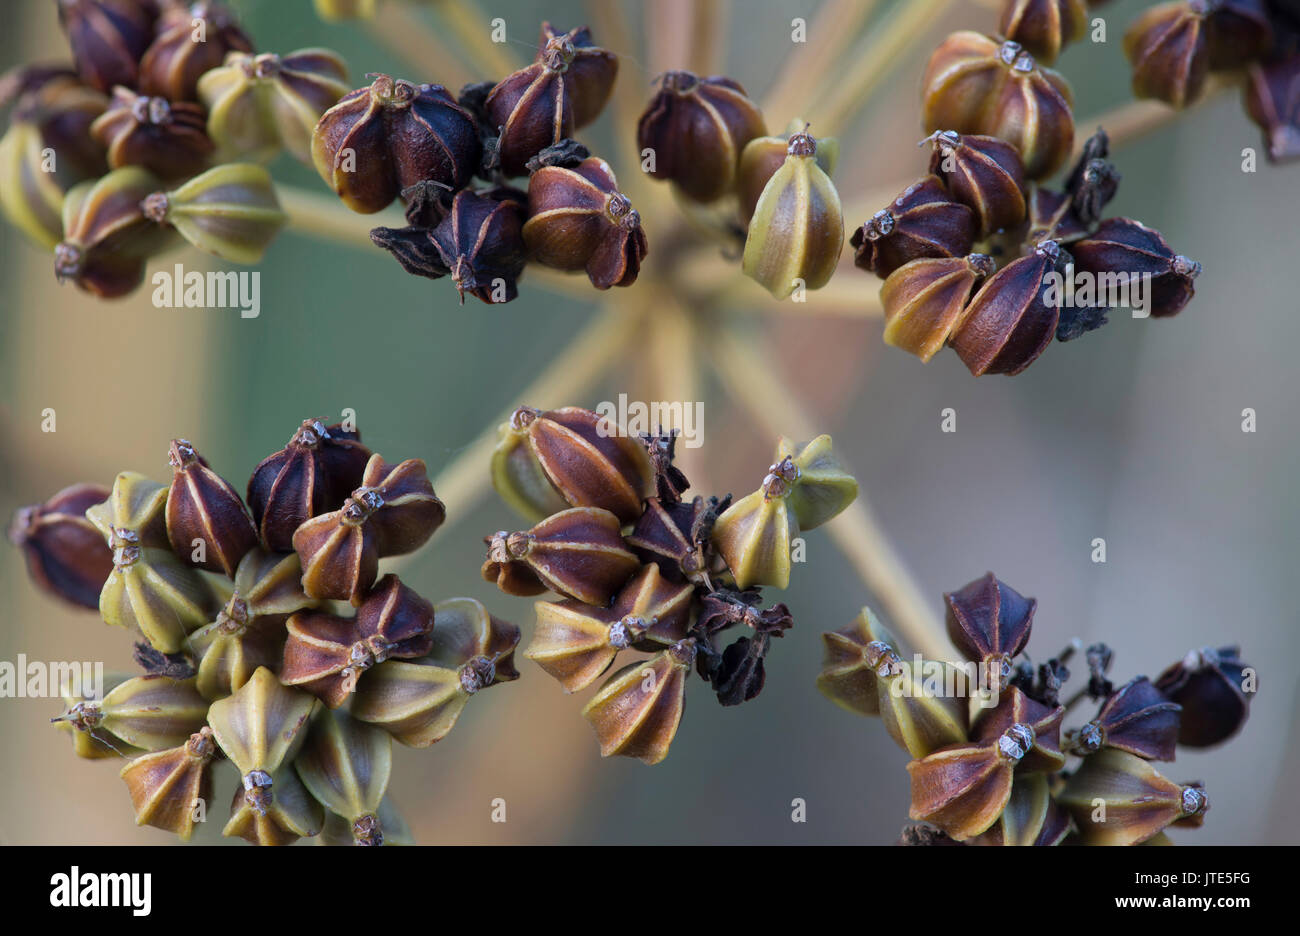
xmin=293 ymin=455 xmax=446 ymax=605
xmin=138 ymin=0 xmax=254 ymax=102
xmin=526 ymin=563 xmax=695 ymax=692
xmin=164 ymin=439 xmax=257 ymax=577
xmin=922 ymin=32 xmax=1074 ymax=179
xmin=943 ymin=573 xmax=1037 ymax=681
xmin=91 ymin=87 xmax=213 ymax=179
xmin=280 ymin=574 xmax=435 ymax=708
xmin=56 ymin=0 xmax=155 ymax=93
xmin=881 ymin=253 xmax=995 ymax=363
xmin=951 ymin=239 xmax=1067 ymax=376
xmin=906 ymin=737 xmax=1020 ymax=841
xmin=481 ymin=506 xmax=640 ymax=605
xmin=523 ymin=156 xmax=647 ymax=288
xmin=850 ymin=175 xmax=976 ymax=279
xmin=971 ymin=686 xmax=1065 ymax=773
xmin=1059 ymin=748 xmax=1209 ymax=845
xmin=1245 ymin=55 xmax=1300 ymax=163
xmin=246 ymin=418 xmax=372 ymax=552
xmin=636 ymin=70 xmax=766 ymax=203
xmin=119 ymin=727 xmax=217 ymax=842
xmin=1065 ymin=676 xmax=1182 ymax=760
xmin=9 ymin=483 xmax=114 ymax=610
xmin=999 ymin=0 xmax=1089 ymax=64
xmin=925 ymin=131 xmax=1027 ymax=238
xmin=1023 ymin=184 xmax=1088 ymax=246
xmin=497 ymin=405 xmax=656 ymax=525
xmin=625 ymin=495 xmax=724 ymax=585
xmin=1154 ymin=645 xmax=1253 ymax=747
xmin=1069 ymin=217 xmax=1199 ymax=319
xmin=1124 ymin=2 xmax=1210 ymax=109
xmin=581 ymin=639 xmax=696 ymax=765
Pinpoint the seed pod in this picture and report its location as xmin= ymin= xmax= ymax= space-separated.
xmin=906 ymin=730 xmax=1030 ymax=841
xmin=490 ymin=413 xmax=572 ymax=522
xmin=352 ymin=597 xmax=520 ymax=747
xmin=119 ymin=727 xmax=217 ymax=841
xmin=922 ymin=33 xmax=1075 ymax=179
xmin=91 ymin=88 xmax=212 ymax=179
xmin=925 ymin=131 xmax=1027 ymax=238
xmin=88 ymin=471 xmax=218 ymax=652
xmin=772 ymin=435 xmax=858 ymax=531
xmin=484 ymin=23 xmax=617 ymax=176
xmin=53 ymin=675 xmax=209 ymax=754
xmin=952 ymin=239 xmax=1067 ymax=376
xmin=207 ymin=667 xmax=322 ymax=845
xmin=281 ymin=574 xmax=435 ymax=708
xmin=626 ymin=495 xmax=724 ymax=585
xmin=189 ymin=549 xmax=318 ymax=700
xmin=1154 ymin=646 xmax=1253 ymax=747
xmin=55 ymin=166 xmax=181 ymax=298
xmin=999 ymin=0 xmax=1089 ymax=63
xmin=1204 ymin=0 xmax=1274 ymax=69
xmin=482 ymin=507 xmax=639 ymax=605
xmin=1059 ymin=748 xmax=1209 ymax=845
xmin=312 ymin=75 xmax=480 ymax=214
xmin=742 ymin=127 xmax=843 ymax=299
xmin=495 ymin=405 xmax=655 ymax=524
xmin=140 ymin=162 xmax=287 ymax=263
xmin=293 ymin=455 xmax=446 ymax=605
xmin=523 ymin=156 xmax=647 ymax=288
xmin=319 ymin=794 xmax=412 ymax=845
xmin=527 ymin=563 xmax=695 ymax=692
xmin=851 ymin=175 xmax=976 ymax=279
xmin=881 ymin=253 xmax=996 ymax=363
xmin=247 ymin=418 xmax=372 ymax=552
xmin=736 ymin=119 xmax=839 ymax=226
xmin=198 ymin=49 xmax=349 ymax=163
xmin=971 ymin=686 xmax=1065 ymax=772
xmin=0 ymin=77 xmax=108 ymax=249
xmin=294 ymin=709 xmax=392 ymax=845
xmin=164 ymin=439 xmax=257 ymax=576
xmin=138 ymin=0 xmax=254 ymax=102
xmin=1066 ymin=676 xmax=1182 ymax=760
xmin=971 ymin=772 xmax=1073 ymax=846
xmin=711 ymin=458 xmax=800 ymax=589
xmin=944 ymin=573 xmax=1036 ymax=685
xmin=582 ymin=639 xmax=695 ymax=765
xmin=54 ymin=674 xmax=139 ymax=759
xmin=1124 ymin=2 xmax=1210 ymax=108
xmin=1069 ymin=217 xmax=1200 ymax=318
xmin=873 ymin=642 xmax=971 ymax=757
xmin=9 ymin=483 xmax=114 ymax=609
xmin=1024 ymin=185 xmax=1087 ymax=246
xmin=816 ymin=606 xmax=900 ymax=717
xmin=427 ymin=189 xmax=526 ymax=303
xmin=637 ymin=71 xmax=765 ymax=203
xmin=1245 ymin=56 xmax=1300 ymax=163
xmin=57 ymin=0 xmax=155 ymax=93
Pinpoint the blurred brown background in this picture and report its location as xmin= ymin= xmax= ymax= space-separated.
xmin=2 ymin=0 xmax=1297 ymax=845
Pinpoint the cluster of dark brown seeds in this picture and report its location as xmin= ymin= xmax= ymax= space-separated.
xmin=819 ymin=573 xmax=1257 ymax=845
xmin=855 ymin=2 xmax=1208 ymax=376
xmin=9 ymin=418 xmax=518 ymax=845
xmin=486 ymin=404 xmax=859 ymax=763
xmin=337 ymin=23 xmax=646 ymax=301
xmin=0 ymin=1 xmax=358 ymax=297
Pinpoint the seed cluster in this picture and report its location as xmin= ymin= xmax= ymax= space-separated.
xmin=0 ymin=1 xmax=356 ymax=296
xmin=9 ymin=418 xmax=519 ymax=845
xmin=818 ymin=573 xmax=1257 ymax=845
xmin=484 ymin=405 xmax=859 ymax=764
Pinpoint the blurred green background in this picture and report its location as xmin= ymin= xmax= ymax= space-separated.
xmin=1 ymin=0 xmax=1297 ymax=845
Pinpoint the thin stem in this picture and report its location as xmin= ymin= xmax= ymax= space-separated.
xmin=805 ymin=0 xmax=954 ymax=134
xmin=688 ymin=0 xmax=730 ymax=75
xmin=707 ymin=329 xmax=951 ymax=659
xmin=1072 ymin=76 xmax=1235 ymax=158
xmin=365 ymin=2 xmax=473 ymax=90
xmin=761 ymin=0 xmax=881 ymax=122
xmin=584 ymin=0 xmax=651 ymax=193
xmin=434 ymin=0 xmax=522 ymax=79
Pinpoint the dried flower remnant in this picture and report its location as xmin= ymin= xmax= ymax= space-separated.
xmin=818 ymin=573 xmax=1256 ymax=844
